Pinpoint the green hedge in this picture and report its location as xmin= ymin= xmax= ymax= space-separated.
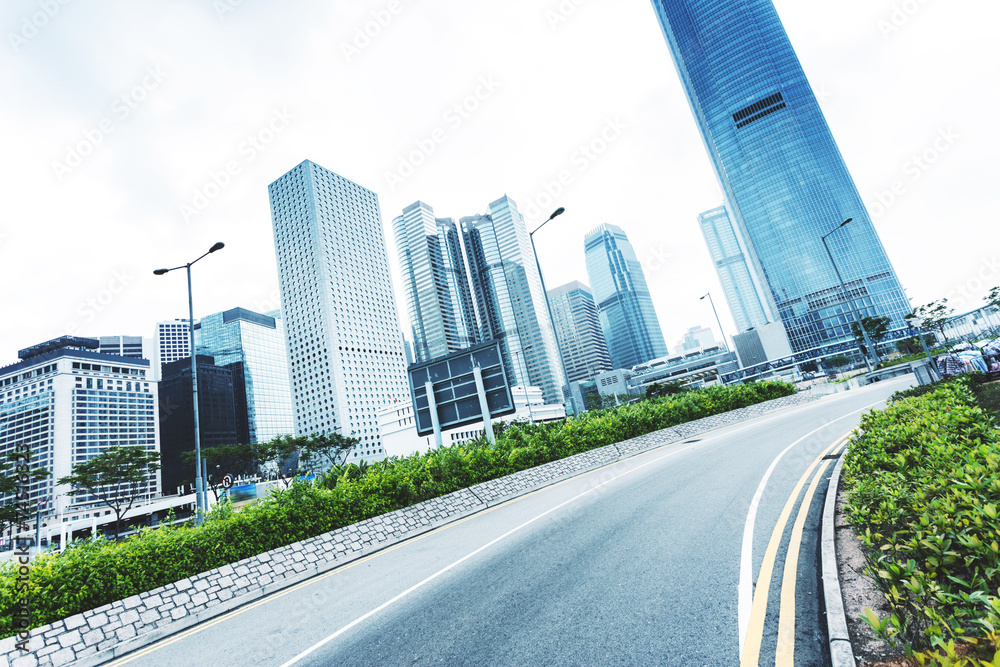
xmin=842 ymin=381 xmax=1000 ymax=661
xmin=0 ymin=381 xmax=794 ymax=639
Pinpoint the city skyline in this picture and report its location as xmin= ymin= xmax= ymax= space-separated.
xmin=2 ymin=0 xmax=997 ymax=362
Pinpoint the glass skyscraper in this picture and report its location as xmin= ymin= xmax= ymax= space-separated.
xmin=547 ymin=281 xmax=613 ymax=383
xmin=392 ymin=201 xmax=479 ymax=363
xmin=460 ymin=196 xmax=567 ymax=406
xmin=698 ymin=205 xmax=773 ymax=334
xmin=195 ymin=307 xmax=294 ymax=445
xmin=584 ymin=224 xmax=668 ymax=370
xmin=651 ymin=1 xmax=910 ymax=352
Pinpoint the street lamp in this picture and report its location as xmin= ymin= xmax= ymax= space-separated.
xmin=821 ymin=219 xmax=877 ymax=373
xmin=153 ymin=241 xmax=225 ymax=525
xmin=700 ymin=293 xmax=729 ymax=352
xmin=528 ymin=207 xmax=577 ymax=415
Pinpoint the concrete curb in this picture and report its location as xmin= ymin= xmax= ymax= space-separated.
xmin=1 ymin=390 xmax=823 ymax=667
xmin=822 ymin=452 xmax=857 ymax=667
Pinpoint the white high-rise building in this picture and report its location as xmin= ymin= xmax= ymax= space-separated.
xmin=154 ymin=320 xmax=192 ymax=381
xmin=268 ymin=160 xmax=409 ymax=462
xmin=0 ymin=337 xmax=160 ymax=522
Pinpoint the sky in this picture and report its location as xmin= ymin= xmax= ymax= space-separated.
xmin=1 ymin=0 xmax=997 ymax=363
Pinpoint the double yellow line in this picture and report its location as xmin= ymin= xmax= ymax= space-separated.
xmin=740 ymin=435 xmax=849 ymax=667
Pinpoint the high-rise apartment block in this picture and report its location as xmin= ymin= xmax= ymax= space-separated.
xmin=651 ymin=0 xmax=910 ymax=353
xmin=547 ymin=281 xmax=612 ymax=383
xmin=195 ymin=307 xmax=294 ymax=445
xmin=154 ymin=320 xmax=192 ymax=381
xmin=392 ymin=202 xmax=479 ymax=363
xmin=269 ymin=160 xmax=409 ymax=461
xmin=698 ymin=206 xmax=773 ymax=334
xmin=584 ymin=224 xmax=668 ymax=370
xmin=0 ymin=337 xmax=159 ymax=520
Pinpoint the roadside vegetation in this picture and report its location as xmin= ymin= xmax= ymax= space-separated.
xmin=0 ymin=381 xmax=794 ymax=639
xmin=842 ymin=376 xmax=1000 ymax=665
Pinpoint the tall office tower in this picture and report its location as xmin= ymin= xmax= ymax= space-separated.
xmin=651 ymin=1 xmax=910 ymax=352
xmin=98 ymin=335 xmax=153 ymax=360
xmin=698 ymin=206 xmax=774 ymax=334
xmin=584 ymin=224 xmax=668 ymax=370
xmin=158 ymin=356 xmax=238 ymax=495
xmin=154 ymin=320 xmax=192 ymax=381
xmin=269 ymin=160 xmax=408 ymax=462
xmin=547 ymin=281 xmax=613 ymax=383
xmin=195 ymin=307 xmax=294 ymax=445
xmin=0 ymin=337 xmax=159 ymax=520
xmin=393 ymin=201 xmax=480 ymax=363
xmin=461 ymin=196 xmax=566 ymax=405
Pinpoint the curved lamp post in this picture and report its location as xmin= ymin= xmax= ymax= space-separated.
xmin=528 ymin=208 xmax=577 ymax=415
xmin=821 ymin=219 xmax=876 ymax=373
xmin=153 ymin=242 xmax=225 ymax=524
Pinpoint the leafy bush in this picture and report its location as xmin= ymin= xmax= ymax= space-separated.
xmin=0 ymin=381 xmax=794 ymax=639
xmin=842 ymin=382 xmax=1000 ymax=660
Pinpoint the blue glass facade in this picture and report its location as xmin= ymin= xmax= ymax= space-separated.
xmin=461 ymin=197 xmax=566 ymax=405
xmin=652 ymin=0 xmax=910 ymax=352
xmin=393 ymin=202 xmax=480 ymax=363
xmin=195 ymin=308 xmax=294 ymax=445
xmin=584 ymin=224 xmax=668 ymax=370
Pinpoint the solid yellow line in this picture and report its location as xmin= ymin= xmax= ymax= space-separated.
xmin=739 ymin=436 xmax=846 ymax=667
xmin=774 ymin=458 xmax=833 ymax=666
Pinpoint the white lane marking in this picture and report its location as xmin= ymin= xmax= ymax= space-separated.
xmin=737 ymin=399 xmax=886 ymax=653
xmin=278 ymin=439 xmax=712 ymax=666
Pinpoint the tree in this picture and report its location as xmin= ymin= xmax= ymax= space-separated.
xmin=827 ymin=355 xmax=851 ymax=369
xmin=57 ymin=446 xmax=161 ymax=539
xmin=181 ymin=442 xmax=269 ymax=502
xmin=296 ymin=433 xmax=360 ymax=475
xmin=907 ymin=299 xmax=954 ymax=342
xmin=0 ymin=451 xmax=50 ymax=540
xmin=850 ymin=315 xmax=891 ymax=361
xmin=986 ymin=286 xmax=1000 ymax=310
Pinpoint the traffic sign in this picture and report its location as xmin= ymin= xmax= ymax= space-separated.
xmin=221 ymin=474 xmax=234 ymax=489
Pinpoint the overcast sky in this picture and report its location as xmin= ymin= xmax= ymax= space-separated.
xmin=1 ymin=0 xmax=997 ymax=363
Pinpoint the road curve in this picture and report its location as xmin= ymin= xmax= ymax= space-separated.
xmin=112 ymin=377 xmax=910 ymax=667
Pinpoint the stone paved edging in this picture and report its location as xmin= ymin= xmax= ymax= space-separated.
xmin=1 ymin=390 xmax=822 ymax=667
xmin=822 ymin=454 xmax=857 ymax=667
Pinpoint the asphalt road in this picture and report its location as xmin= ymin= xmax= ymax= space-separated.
xmin=113 ymin=377 xmax=912 ymax=666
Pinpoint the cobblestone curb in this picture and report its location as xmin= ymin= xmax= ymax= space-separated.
xmin=822 ymin=453 xmax=857 ymax=667
xmin=1 ymin=390 xmax=823 ymax=666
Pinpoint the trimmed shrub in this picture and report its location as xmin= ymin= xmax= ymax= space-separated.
xmin=0 ymin=381 xmax=794 ymax=639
